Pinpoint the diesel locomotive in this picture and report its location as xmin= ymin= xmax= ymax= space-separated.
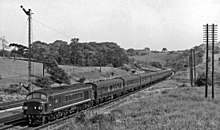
xmin=22 ymin=70 xmax=172 ymax=125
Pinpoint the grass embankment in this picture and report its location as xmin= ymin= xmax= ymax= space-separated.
xmin=69 ymin=80 xmax=220 ymax=130
xmin=0 ymin=58 xmax=43 ymax=88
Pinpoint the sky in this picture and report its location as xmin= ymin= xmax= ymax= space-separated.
xmin=0 ymin=0 xmax=220 ymax=51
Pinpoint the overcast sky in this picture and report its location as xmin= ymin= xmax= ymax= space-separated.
xmin=0 ymin=0 xmax=220 ymax=51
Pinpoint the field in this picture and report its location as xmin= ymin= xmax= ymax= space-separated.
xmin=0 ymin=57 xmax=43 ymax=88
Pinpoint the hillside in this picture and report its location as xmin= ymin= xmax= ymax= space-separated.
xmin=0 ymin=57 xmax=131 ymax=88
xmin=60 ymin=65 xmax=131 ymax=83
xmin=129 ymin=51 xmax=186 ymax=71
xmin=173 ymin=43 xmax=220 ymax=86
xmin=129 ymin=51 xmax=180 ymax=66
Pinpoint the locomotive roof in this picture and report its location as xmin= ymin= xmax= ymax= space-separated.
xmin=29 ymin=83 xmax=92 ymax=96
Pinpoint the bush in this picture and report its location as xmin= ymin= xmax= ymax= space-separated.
xmin=4 ymin=83 xmax=28 ymax=94
xmin=149 ymin=62 xmax=162 ymax=68
xmin=195 ymin=72 xmax=211 ymax=86
xmin=78 ymin=77 xmax=86 ymax=83
xmin=34 ymin=76 xmax=53 ymax=88
xmin=47 ymin=66 xmax=70 ymax=84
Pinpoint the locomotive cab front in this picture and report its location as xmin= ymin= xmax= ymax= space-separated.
xmin=23 ymin=92 xmax=48 ymax=125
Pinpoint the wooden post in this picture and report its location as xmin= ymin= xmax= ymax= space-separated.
xmin=205 ymin=24 xmax=209 ymax=98
xmin=189 ymin=49 xmax=193 ymax=87
xmin=193 ymin=49 xmax=196 ymax=85
xmin=211 ymin=24 xmax=217 ymax=99
xmin=43 ymin=62 xmax=45 ymax=77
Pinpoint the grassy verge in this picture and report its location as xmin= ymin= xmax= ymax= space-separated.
xmin=69 ymin=80 xmax=220 ymax=130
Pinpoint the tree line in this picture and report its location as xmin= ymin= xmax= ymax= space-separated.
xmin=1 ymin=39 xmax=129 ymax=68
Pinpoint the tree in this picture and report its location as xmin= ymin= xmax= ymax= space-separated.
xmin=9 ymin=43 xmax=28 ymax=57
xmin=31 ymin=41 xmax=49 ymax=61
xmin=70 ymin=38 xmax=79 ymax=44
xmin=127 ymin=48 xmax=135 ymax=56
xmin=35 ymin=55 xmax=70 ymax=86
xmin=162 ymin=48 xmax=167 ymax=52
xmin=195 ymin=72 xmax=211 ymax=86
xmin=58 ymin=43 xmax=70 ymax=64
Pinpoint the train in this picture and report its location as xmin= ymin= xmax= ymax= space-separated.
xmin=22 ymin=70 xmax=172 ymax=125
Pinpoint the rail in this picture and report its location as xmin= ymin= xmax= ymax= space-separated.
xmin=0 ymin=100 xmax=25 ymax=110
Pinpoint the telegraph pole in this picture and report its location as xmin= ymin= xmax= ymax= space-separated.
xmin=0 ymin=36 xmax=7 ymax=59
xmin=189 ymin=49 xmax=193 ymax=87
xmin=193 ymin=49 xmax=196 ymax=85
xmin=203 ymin=24 xmax=209 ymax=98
xmin=203 ymin=24 xmax=217 ymax=98
xmin=211 ymin=24 xmax=217 ymax=98
xmin=20 ymin=5 xmax=33 ymax=92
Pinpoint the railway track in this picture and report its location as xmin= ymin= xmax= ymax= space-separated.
xmin=0 ymin=113 xmax=27 ymax=130
xmin=0 ymin=100 xmax=25 ymax=110
xmin=0 ymin=100 xmax=25 ymax=130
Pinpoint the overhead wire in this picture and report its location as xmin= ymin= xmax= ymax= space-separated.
xmin=19 ymin=19 xmax=28 ymax=46
xmin=32 ymin=18 xmax=72 ymax=39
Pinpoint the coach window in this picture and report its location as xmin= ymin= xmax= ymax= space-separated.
xmin=118 ymin=83 xmax=120 ymax=89
xmin=105 ymin=86 xmax=108 ymax=91
xmin=112 ymin=85 xmax=115 ymax=90
xmin=110 ymin=85 xmax=113 ymax=91
xmin=79 ymin=93 xmax=83 ymax=98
